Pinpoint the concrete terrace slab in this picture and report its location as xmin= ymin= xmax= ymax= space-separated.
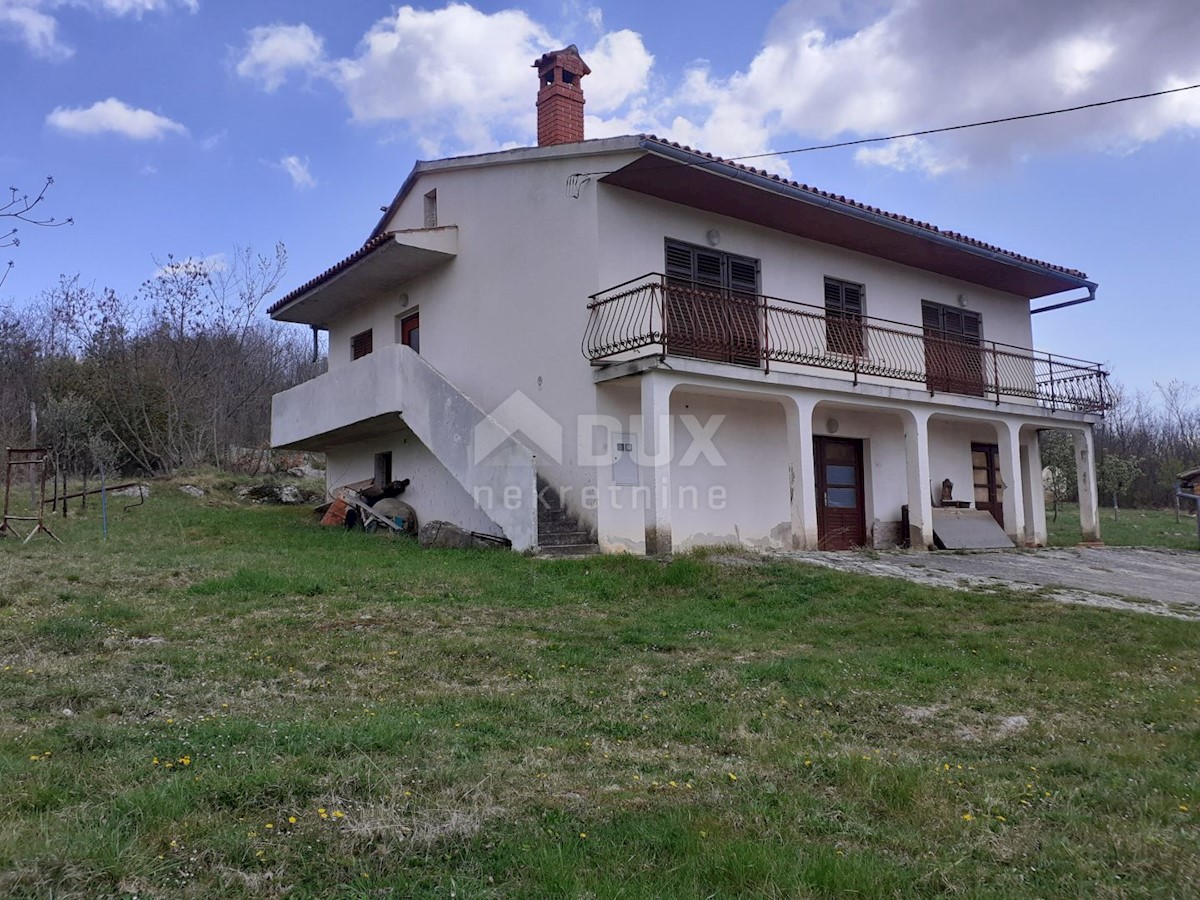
xmin=768 ymin=546 xmax=1200 ymax=621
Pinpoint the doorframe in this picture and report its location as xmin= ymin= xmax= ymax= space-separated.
xmin=814 ymin=435 xmax=867 ymax=550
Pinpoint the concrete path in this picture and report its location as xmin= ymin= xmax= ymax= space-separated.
xmin=769 ymin=546 xmax=1200 ymax=620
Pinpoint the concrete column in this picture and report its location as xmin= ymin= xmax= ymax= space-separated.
xmin=995 ymin=420 xmax=1026 ymax=546
xmin=783 ymin=396 xmax=820 ymax=550
xmin=641 ymin=372 xmax=674 ymax=555
xmin=1023 ymin=429 xmax=1047 ymax=547
xmin=1073 ymin=427 xmax=1101 ymax=543
xmin=902 ymin=409 xmax=933 ymax=550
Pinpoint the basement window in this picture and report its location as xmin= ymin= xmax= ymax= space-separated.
xmin=351 ymin=329 xmax=373 ymax=360
xmin=374 ymin=451 xmax=392 ymax=489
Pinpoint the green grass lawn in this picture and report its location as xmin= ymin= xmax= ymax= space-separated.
xmin=1047 ymin=501 xmax=1200 ymax=550
xmin=1 ymin=479 xmax=1198 ymax=897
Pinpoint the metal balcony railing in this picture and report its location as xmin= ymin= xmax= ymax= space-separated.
xmin=583 ymin=274 xmax=1110 ymax=413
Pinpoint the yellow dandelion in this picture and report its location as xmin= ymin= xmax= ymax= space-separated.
xmin=288 ymin=816 xmax=298 ymax=824
xmin=962 ymin=813 xmax=974 ymax=821
xmin=727 ymin=772 xmax=738 ymax=782
xmin=265 ymin=823 xmax=274 ymax=830
xmin=1180 ymin=805 xmax=1190 ymax=812
xmin=333 ymin=810 xmax=345 ymax=819
xmin=579 ymin=832 xmax=587 ymax=839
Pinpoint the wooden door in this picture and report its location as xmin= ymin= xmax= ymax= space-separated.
xmin=971 ymin=442 xmax=1004 ymax=528
xmin=815 ymin=436 xmax=866 ymax=550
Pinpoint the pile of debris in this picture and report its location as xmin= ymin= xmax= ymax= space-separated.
xmin=316 ymin=477 xmax=510 ymax=550
xmin=318 ymin=478 xmax=417 ymax=535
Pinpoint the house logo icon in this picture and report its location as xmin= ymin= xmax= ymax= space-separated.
xmin=472 ymin=391 xmax=564 ymax=465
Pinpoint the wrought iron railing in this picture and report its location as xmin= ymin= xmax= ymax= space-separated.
xmin=583 ymin=273 xmax=1110 ymax=413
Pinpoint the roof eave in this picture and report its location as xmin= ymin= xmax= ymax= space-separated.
xmin=636 ymin=139 xmax=1097 ymax=298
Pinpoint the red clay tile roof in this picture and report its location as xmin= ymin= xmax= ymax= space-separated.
xmin=268 ymin=231 xmax=397 ymax=316
xmin=639 ymin=135 xmax=1089 ymax=280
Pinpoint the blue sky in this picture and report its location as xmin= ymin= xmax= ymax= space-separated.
xmin=3 ymin=0 xmax=1199 ymax=394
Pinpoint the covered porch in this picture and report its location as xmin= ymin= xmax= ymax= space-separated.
xmin=592 ymin=359 xmax=1101 ymax=555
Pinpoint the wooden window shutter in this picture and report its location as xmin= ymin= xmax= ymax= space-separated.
xmin=663 ymin=239 xmax=761 ymax=366
xmin=351 ymin=328 xmax=373 ymax=360
xmin=824 ymin=277 xmax=865 ymax=357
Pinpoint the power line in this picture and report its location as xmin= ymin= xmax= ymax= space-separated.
xmin=568 ymin=81 xmax=1200 ymax=184
xmin=728 ymin=82 xmax=1200 ymax=163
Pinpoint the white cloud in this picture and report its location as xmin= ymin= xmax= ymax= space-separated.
xmin=46 ymin=98 xmax=188 ymax=140
xmin=583 ymin=29 xmax=653 ymax=115
xmin=233 ymin=1 xmax=1200 ymax=174
xmin=278 ymin=154 xmax=316 ymax=189
xmin=330 ymin=4 xmax=555 ymax=150
xmin=0 ymin=3 xmax=69 ymax=59
xmin=236 ymin=23 xmax=324 ymax=92
xmin=0 ymin=0 xmax=196 ymax=59
xmin=663 ymin=0 xmax=1200 ymax=175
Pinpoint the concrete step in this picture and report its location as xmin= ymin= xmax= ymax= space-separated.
xmin=539 ymin=542 xmax=601 ymax=556
xmin=538 ymin=529 xmax=595 ymax=547
xmin=538 ymin=516 xmax=589 ymax=536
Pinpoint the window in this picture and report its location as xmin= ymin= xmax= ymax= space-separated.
xmin=663 ymin=239 xmax=760 ymax=366
xmin=351 ymin=328 xmax=373 ymax=360
xmin=398 ymin=311 xmax=420 ymax=354
xmin=423 ymin=190 xmax=437 ymax=228
xmin=373 ymin=451 xmax=392 ymax=489
xmin=824 ymin=277 xmax=865 ymax=357
xmin=922 ymin=301 xmax=983 ymax=395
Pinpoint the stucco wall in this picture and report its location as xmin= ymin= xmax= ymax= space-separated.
xmin=595 ymin=187 xmax=1036 ymax=351
xmin=325 ymin=427 xmax=504 ymax=539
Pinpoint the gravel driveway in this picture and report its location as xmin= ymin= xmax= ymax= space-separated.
xmin=770 ymin=546 xmax=1200 ymax=620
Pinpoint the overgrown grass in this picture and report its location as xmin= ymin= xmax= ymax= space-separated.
xmin=1048 ymin=501 xmax=1200 ymax=550
xmin=0 ymin=483 xmax=1197 ymax=897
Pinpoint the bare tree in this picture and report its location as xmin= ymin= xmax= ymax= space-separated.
xmin=2 ymin=177 xmax=73 ymax=288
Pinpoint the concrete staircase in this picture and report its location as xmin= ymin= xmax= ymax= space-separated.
xmin=537 ymin=476 xmax=599 ymax=555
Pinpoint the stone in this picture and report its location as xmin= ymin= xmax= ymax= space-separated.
xmin=111 ymin=483 xmax=150 ymax=498
xmin=179 ymin=484 xmax=206 ymax=498
xmin=288 ymin=465 xmax=325 ymax=480
xmin=418 ymin=521 xmax=509 ymax=550
xmin=370 ymin=498 xmax=417 ymax=534
xmin=237 ymin=482 xmax=321 ymax=505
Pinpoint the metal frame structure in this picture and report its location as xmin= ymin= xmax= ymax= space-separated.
xmin=0 ymin=448 xmax=61 ymax=544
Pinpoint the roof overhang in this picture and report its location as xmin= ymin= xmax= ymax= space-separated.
xmin=269 ymin=227 xmax=459 ymax=325
xmin=602 ymin=141 xmax=1096 ymax=300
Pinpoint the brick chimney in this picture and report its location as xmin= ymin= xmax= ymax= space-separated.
xmin=533 ymin=45 xmax=590 ymax=146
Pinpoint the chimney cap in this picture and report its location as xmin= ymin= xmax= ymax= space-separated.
xmin=532 ymin=44 xmax=591 ymax=76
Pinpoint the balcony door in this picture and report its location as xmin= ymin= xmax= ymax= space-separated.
xmin=664 ymin=239 xmax=760 ymax=366
xmin=922 ymin=301 xmax=984 ymax=396
xmin=815 ymin=436 xmax=866 ymax=550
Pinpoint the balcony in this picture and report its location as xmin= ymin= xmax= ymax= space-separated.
xmin=583 ymin=274 xmax=1110 ymax=413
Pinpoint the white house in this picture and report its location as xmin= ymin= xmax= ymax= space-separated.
xmin=270 ymin=46 xmax=1108 ymax=555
